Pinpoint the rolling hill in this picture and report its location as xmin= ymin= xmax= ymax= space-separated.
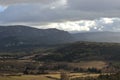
xmin=0 ymin=25 xmax=73 ymax=47
xmin=34 ymin=42 xmax=120 ymax=61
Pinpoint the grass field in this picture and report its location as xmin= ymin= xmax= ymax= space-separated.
xmin=0 ymin=60 xmax=110 ymax=80
xmin=48 ymin=61 xmax=107 ymax=69
xmin=68 ymin=61 xmax=107 ymax=69
xmin=0 ymin=73 xmax=100 ymax=80
xmin=0 ymin=75 xmax=54 ymax=80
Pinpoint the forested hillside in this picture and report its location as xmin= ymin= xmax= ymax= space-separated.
xmin=35 ymin=42 xmax=120 ymax=62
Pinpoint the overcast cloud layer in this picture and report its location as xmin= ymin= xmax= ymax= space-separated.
xmin=0 ymin=0 xmax=120 ymax=32
xmin=35 ymin=18 xmax=120 ymax=32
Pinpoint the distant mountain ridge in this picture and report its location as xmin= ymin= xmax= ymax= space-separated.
xmin=73 ymin=31 xmax=120 ymax=43
xmin=0 ymin=25 xmax=73 ymax=47
xmin=1 ymin=25 xmax=120 ymax=49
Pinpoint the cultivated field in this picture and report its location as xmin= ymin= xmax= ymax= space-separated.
xmin=0 ymin=73 xmax=100 ymax=80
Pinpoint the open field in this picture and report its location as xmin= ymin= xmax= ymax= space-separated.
xmin=0 ymin=60 xmax=113 ymax=75
xmin=0 ymin=60 xmax=107 ymax=69
xmin=0 ymin=75 xmax=53 ymax=80
xmin=0 ymin=73 xmax=100 ymax=80
xmin=66 ymin=61 xmax=107 ymax=69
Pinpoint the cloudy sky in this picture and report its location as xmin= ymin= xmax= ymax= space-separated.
xmin=0 ymin=0 xmax=120 ymax=32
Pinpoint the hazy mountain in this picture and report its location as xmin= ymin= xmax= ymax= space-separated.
xmin=1 ymin=25 xmax=120 ymax=49
xmin=73 ymin=31 xmax=120 ymax=43
xmin=0 ymin=25 xmax=73 ymax=47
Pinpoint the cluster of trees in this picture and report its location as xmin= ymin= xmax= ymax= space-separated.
xmin=35 ymin=42 xmax=120 ymax=62
xmin=87 ymin=68 xmax=101 ymax=73
xmin=72 ymin=72 xmax=120 ymax=80
xmin=0 ymin=60 xmax=102 ymax=75
xmin=23 ymin=63 xmax=102 ymax=75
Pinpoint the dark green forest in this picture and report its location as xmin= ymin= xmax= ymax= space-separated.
xmin=34 ymin=42 xmax=120 ymax=62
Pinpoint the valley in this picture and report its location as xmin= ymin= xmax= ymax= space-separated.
xmin=0 ymin=26 xmax=119 ymax=80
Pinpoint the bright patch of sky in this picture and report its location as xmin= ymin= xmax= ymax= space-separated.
xmin=34 ymin=18 xmax=120 ymax=33
xmin=0 ymin=6 xmax=6 ymax=12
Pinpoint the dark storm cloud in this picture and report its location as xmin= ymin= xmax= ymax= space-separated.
xmin=0 ymin=0 xmax=120 ymax=32
xmin=0 ymin=0 xmax=69 ymax=24
xmin=0 ymin=0 xmax=120 ymax=23
xmin=68 ymin=0 xmax=120 ymax=11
